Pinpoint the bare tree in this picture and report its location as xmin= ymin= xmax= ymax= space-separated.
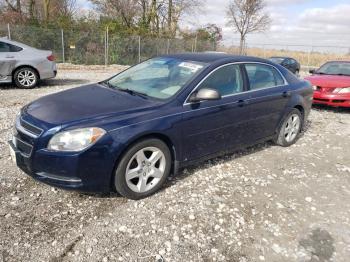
xmin=91 ymin=0 xmax=140 ymax=28
xmin=56 ymin=0 xmax=78 ymax=18
xmin=227 ymin=0 xmax=271 ymax=54
xmin=168 ymin=0 xmax=201 ymax=36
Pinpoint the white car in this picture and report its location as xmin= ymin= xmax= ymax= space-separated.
xmin=0 ymin=37 xmax=57 ymax=88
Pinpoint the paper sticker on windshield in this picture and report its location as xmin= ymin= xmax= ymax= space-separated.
xmin=179 ymin=62 xmax=203 ymax=73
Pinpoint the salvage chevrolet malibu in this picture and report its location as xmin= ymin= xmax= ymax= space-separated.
xmin=9 ymin=53 xmax=313 ymax=199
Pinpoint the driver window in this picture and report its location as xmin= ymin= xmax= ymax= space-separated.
xmin=198 ymin=64 xmax=243 ymax=96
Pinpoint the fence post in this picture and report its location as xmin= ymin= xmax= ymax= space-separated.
xmin=104 ymin=26 xmax=109 ymax=66
xmin=194 ymin=34 xmax=197 ymax=52
xmin=138 ymin=36 xmax=141 ymax=63
xmin=7 ymin=23 xmax=11 ymax=40
xmin=104 ymin=30 xmax=107 ymax=66
xmin=167 ymin=39 xmax=170 ymax=54
xmin=61 ymin=29 xmax=65 ymax=63
xmin=104 ymin=31 xmax=106 ymax=66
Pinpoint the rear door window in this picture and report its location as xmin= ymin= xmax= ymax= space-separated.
xmin=244 ymin=64 xmax=285 ymax=90
xmin=0 ymin=42 xmax=10 ymax=52
xmin=0 ymin=42 xmax=22 ymax=52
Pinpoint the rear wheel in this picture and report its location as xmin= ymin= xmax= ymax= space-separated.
xmin=14 ymin=67 xmax=38 ymax=89
xmin=275 ymin=109 xmax=302 ymax=147
xmin=114 ymin=138 xmax=171 ymax=200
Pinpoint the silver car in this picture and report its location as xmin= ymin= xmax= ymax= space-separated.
xmin=0 ymin=37 xmax=57 ymax=88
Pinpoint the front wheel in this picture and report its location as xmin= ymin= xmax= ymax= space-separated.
xmin=14 ymin=67 xmax=38 ymax=89
xmin=275 ymin=109 xmax=302 ymax=147
xmin=114 ymin=138 xmax=171 ymax=200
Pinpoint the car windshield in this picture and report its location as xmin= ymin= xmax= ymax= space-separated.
xmin=107 ymin=57 xmax=206 ymax=99
xmin=269 ymin=57 xmax=285 ymax=64
xmin=317 ymin=62 xmax=350 ymax=76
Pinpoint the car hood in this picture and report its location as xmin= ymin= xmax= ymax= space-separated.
xmin=305 ymin=74 xmax=350 ymax=88
xmin=24 ymin=84 xmax=159 ymax=126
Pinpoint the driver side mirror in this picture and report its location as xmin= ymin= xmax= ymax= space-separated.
xmin=189 ymin=88 xmax=221 ymax=103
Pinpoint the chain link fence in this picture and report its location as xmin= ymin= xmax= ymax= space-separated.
xmin=1 ymin=24 xmax=216 ymax=66
xmin=2 ymin=24 xmax=349 ymax=69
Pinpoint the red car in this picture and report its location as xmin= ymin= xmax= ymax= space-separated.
xmin=305 ymin=61 xmax=350 ymax=108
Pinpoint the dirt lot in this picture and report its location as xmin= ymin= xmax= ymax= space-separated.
xmin=0 ymin=66 xmax=350 ymax=262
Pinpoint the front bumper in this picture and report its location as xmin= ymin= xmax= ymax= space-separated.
xmin=9 ymin=127 xmax=118 ymax=193
xmin=313 ymin=92 xmax=350 ymax=108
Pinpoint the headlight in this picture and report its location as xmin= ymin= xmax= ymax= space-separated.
xmin=333 ymin=87 xmax=350 ymax=93
xmin=48 ymin=127 xmax=106 ymax=152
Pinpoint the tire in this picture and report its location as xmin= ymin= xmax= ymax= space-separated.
xmin=114 ymin=138 xmax=172 ymax=200
xmin=14 ymin=67 xmax=38 ymax=89
xmin=274 ymin=109 xmax=303 ymax=147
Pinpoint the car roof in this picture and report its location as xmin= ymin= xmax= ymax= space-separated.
xmin=163 ymin=52 xmax=271 ymax=64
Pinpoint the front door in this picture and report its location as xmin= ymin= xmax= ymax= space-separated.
xmin=0 ymin=41 xmax=16 ymax=80
xmin=180 ymin=64 xmax=250 ymax=162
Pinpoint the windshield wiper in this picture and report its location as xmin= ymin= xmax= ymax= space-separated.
xmin=101 ymin=81 xmax=149 ymax=98
xmin=117 ymin=88 xmax=149 ymax=98
xmin=101 ymin=80 xmax=115 ymax=89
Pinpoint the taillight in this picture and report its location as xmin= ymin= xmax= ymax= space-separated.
xmin=47 ymin=55 xmax=55 ymax=61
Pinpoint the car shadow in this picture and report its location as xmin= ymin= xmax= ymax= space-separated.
xmin=82 ymin=141 xmax=275 ymax=200
xmin=82 ymin=133 xmax=315 ymax=200
xmin=41 ymin=78 xmax=90 ymax=87
xmin=0 ymin=78 xmax=89 ymax=90
xmin=312 ymin=104 xmax=350 ymax=114
xmin=164 ymin=140 xmax=275 ymax=189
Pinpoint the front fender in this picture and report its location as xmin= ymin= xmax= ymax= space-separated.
xmin=107 ymin=112 xmax=183 ymax=166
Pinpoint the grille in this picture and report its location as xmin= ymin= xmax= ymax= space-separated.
xmin=20 ymin=118 xmax=42 ymax=136
xmin=15 ymin=116 xmax=43 ymax=138
xmin=13 ymin=136 xmax=33 ymax=156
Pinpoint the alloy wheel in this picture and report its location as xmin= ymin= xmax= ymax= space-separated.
xmin=17 ymin=70 xmax=36 ymax=87
xmin=125 ymin=147 xmax=166 ymax=193
xmin=284 ymin=113 xmax=301 ymax=143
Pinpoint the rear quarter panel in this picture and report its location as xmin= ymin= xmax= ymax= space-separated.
xmin=285 ymin=79 xmax=313 ymax=125
xmin=13 ymin=48 xmax=55 ymax=79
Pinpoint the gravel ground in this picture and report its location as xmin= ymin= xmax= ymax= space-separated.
xmin=0 ymin=66 xmax=350 ymax=262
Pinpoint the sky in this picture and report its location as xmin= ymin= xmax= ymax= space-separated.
xmin=78 ymin=0 xmax=350 ymax=51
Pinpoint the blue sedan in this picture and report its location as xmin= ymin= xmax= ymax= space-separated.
xmin=9 ymin=53 xmax=313 ymax=199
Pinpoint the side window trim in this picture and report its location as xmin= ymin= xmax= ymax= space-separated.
xmin=184 ymin=62 xmax=288 ymax=105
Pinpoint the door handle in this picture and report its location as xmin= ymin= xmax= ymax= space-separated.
xmin=282 ymin=91 xmax=291 ymax=98
xmin=238 ymin=99 xmax=248 ymax=107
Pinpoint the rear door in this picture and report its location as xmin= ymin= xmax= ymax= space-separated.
xmin=243 ymin=63 xmax=290 ymax=141
xmin=180 ymin=63 xmax=250 ymax=162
